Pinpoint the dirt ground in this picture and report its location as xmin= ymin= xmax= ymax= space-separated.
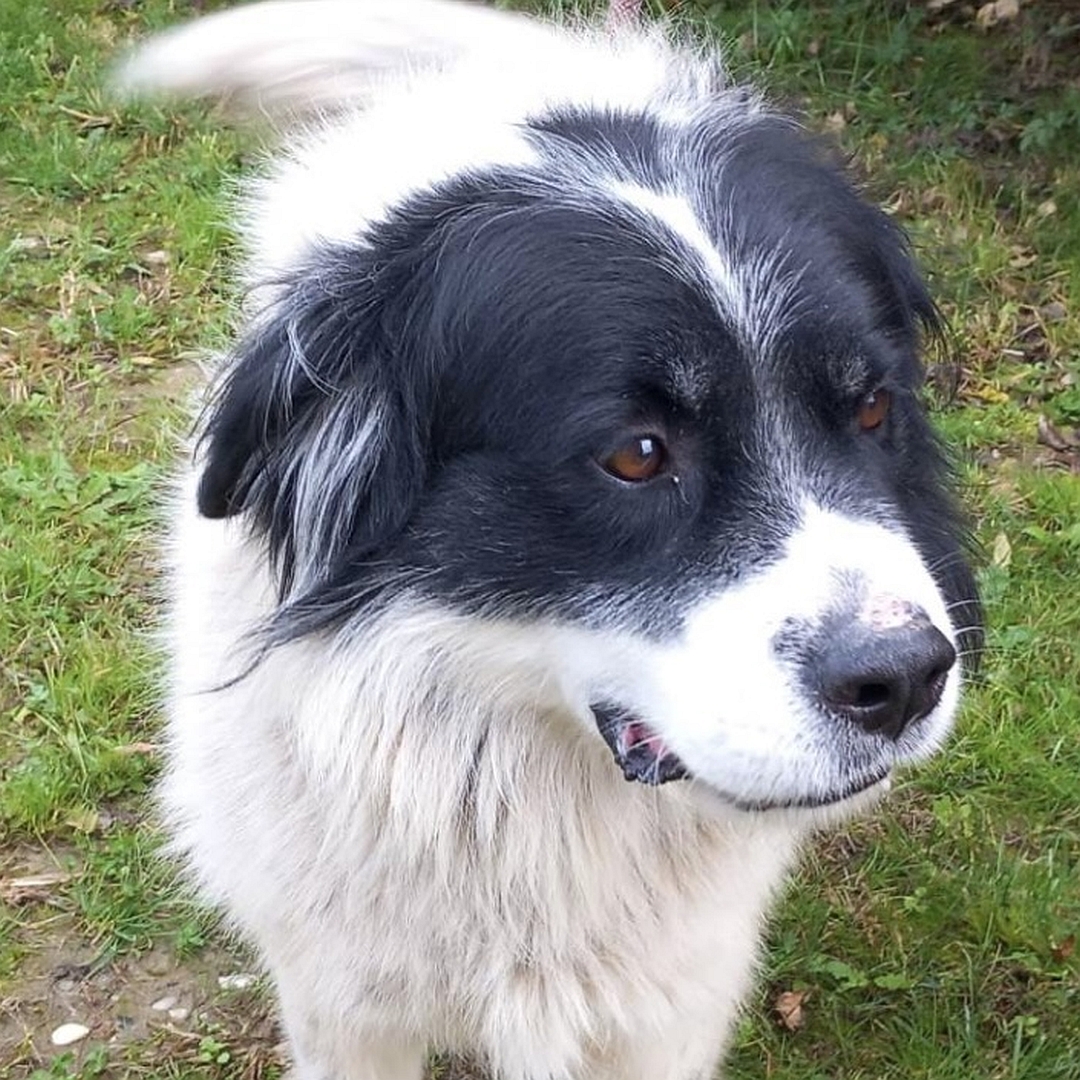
xmin=0 ymin=834 xmax=282 ymax=1075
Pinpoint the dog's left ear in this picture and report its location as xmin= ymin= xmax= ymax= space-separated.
xmin=195 ymin=252 xmax=433 ymax=603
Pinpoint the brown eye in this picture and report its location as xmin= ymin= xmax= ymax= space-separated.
xmin=856 ymin=388 xmax=892 ymax=431
xmin=602 ymin=435 xmax=667 ymax=482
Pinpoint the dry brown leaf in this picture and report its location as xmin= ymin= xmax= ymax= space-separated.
xmin=1051 ymin=934 xmax=1075 ymax=963
xmin=991 ymin=531 xmax=1012 ymax=569
xmin=65 ymin=808 xmax=101 ymax=834
xmin=970 ymin=383 xmax=1009 ymax=405
xmin=115 ymin=741 xmax=159 ymax=756
xmin=774 ymin=989 xmax=808 ymax=1031
xmin=1008 ymin=249 xmax=1037 ymax=270
xmin=0 ymin=871 xmax=72 ymax=904
xmin=1037 ymin=415 xmax=1078 ymax=452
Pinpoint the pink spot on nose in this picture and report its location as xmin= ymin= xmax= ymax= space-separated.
xmin=862 ymin=593 xmax=919 ymax=631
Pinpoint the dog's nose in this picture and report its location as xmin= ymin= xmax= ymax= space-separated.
xmin=813 ymin=618 xmax=956 ymax=740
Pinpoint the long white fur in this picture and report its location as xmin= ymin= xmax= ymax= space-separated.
xmin=139 ymin=4 xmax=965 ymax=1079
xmin=165 ymin=473 xmax=806 ymax=1080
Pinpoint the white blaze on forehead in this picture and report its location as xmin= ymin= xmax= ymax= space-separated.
xmin=606 ymin=181 xmax=798 ymax=361
xmin=609 ymin=182 xmax=744 ymax=319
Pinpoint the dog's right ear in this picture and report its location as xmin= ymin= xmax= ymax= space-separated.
xmin=196 ymin=252 xmax=432 ymax=604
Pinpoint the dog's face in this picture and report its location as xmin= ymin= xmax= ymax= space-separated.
xmin=197 ymin=109 xmax=981 ymax=812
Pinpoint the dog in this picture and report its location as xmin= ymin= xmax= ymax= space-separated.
xmin=119 ymin=3 xmax=982 ymax=1078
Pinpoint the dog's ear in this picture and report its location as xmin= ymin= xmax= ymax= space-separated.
xmin=196 ymin=252 xmax=431 ymax=602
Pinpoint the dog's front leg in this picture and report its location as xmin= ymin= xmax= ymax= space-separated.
xmin=277 ymin=985 xmax=425 ymax=1080
xmin=584 ymin=1026 xmax=728 ymax=1080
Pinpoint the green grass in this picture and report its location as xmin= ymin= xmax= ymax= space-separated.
xmin=2 ymin=1 xmax=1079 ymax=1078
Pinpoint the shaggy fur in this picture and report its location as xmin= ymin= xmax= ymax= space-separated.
xmin=119 ymin=3 xmax=981 ymax=1079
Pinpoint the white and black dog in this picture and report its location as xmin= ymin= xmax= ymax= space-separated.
xmin=120 ymin=3 xmax=981 ymax=1078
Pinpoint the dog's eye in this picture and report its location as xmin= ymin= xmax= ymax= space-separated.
xmin=602 ymin=435 xmax=667 ymax=483
xmin=856 ymin=388 xmax=891 ymax=432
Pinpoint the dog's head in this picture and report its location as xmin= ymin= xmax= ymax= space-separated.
xmin=132 ymin=3 xmax=981 ymax=813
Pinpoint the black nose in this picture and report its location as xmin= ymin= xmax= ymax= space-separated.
xmin=814 ymin=619 xmax=956 ymax=740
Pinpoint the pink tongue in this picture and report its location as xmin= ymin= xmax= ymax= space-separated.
xmin=621 ymin=720 xmax=669 ymax=759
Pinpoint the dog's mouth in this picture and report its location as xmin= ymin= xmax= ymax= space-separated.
xmin=590 ymin=703 xmax=690 ymax=786
xmin=590 ymin=702 xmax=889 ymax=807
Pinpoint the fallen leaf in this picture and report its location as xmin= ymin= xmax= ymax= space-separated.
xmin=66 ymin=808 xmax=100 ymax=834
xmin=992 ymin=531 xmax=1012 ymax=569
xmin=115 ymin=741 xmax=159 ymax=756
xmin=1037 ymin=415 xmax=1078 ymax=452
xmin=1051 ymin=935 xmax=1075 ymax=963
xmin=971 ymin=383 xmax=1010 ymax=404
xmin=0 ymin=871 xmax=72 ymax=904
xmin=57 ymin=104 xmax=113 ymax=131
xmin=774 ymin=989 xmax=808 ymax=1031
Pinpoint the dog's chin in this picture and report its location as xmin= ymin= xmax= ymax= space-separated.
xmin=691 ymin=768 xmax=892 ymax=823
xmin=590 ymin=703 xmax=891 ymax=815
xmin=720 ymin=772 xmax=892 ymax=815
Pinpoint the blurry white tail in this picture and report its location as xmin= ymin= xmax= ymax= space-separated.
xmin=115 ymin=0 xmax=554 ymax=120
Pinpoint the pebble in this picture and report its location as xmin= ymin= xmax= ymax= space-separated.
xmin=150 ymin=995 xmax=178 ymax=1012
xmin=217 ymin=973 xmax=256 ymax=991
xmin=50 ymin=1023 xmax=90 ymax=1047
xmin=168 ymin=1006 xmax=190 ymax=1022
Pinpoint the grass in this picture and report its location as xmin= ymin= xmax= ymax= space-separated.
xmin=1 ymin=0 xmax=1078 ymax=1077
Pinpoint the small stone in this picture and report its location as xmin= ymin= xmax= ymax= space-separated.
xmin=150 ymin=995 xmax=178 ymax=1012
xmin=9 ymin=236 xmax=49 ymax=257
xmin=168 ymin=1007 xmax=190 ymax=1022
xmin=217 ymin=972 xmax=256 ymax=991
xmin=51 ymin=1022 xmax=90 ymax=1046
